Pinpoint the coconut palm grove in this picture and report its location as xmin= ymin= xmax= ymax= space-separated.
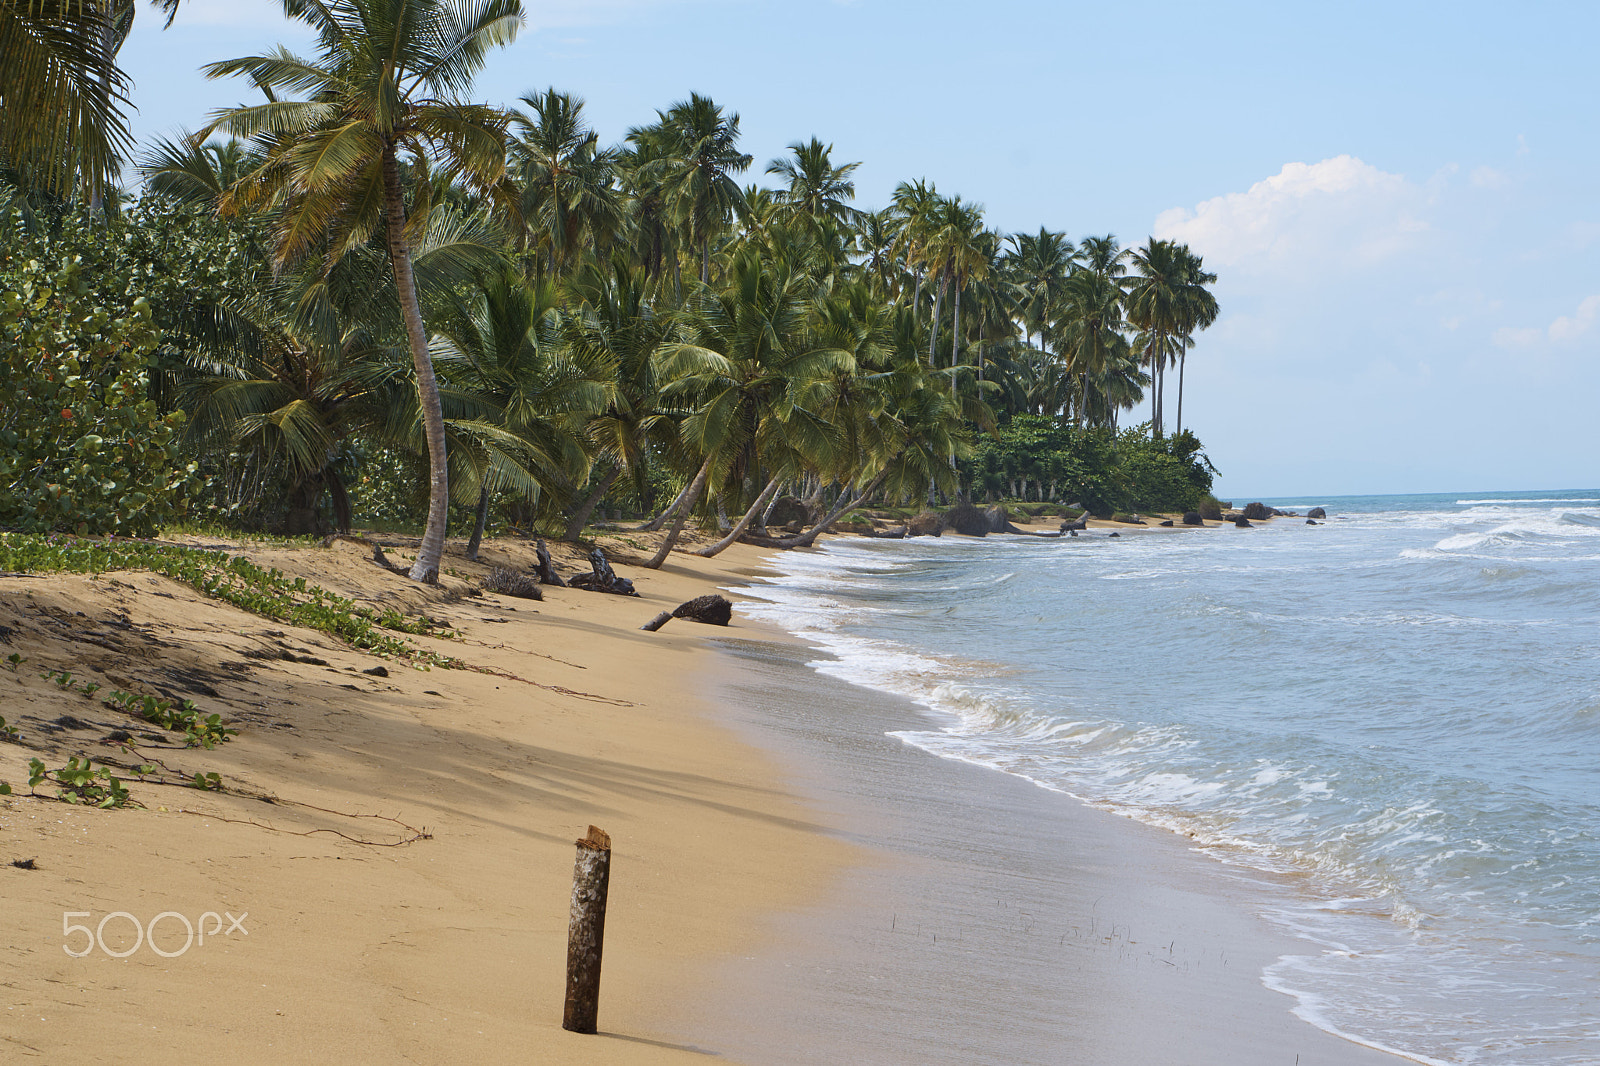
xmin=2 ymin=0 xmax=1222 ymax=579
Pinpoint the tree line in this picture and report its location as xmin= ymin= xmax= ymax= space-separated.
xmin=1 ymin=0 xmax=1221 ymax=578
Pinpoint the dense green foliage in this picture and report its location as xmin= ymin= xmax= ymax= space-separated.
xmin=966 ymin=416 xmax=1214 ymax=515
xmin=1 ymin=0 xmax=1223 ymax=551
xmin=0 ymin=252 xmax=194 ymax=534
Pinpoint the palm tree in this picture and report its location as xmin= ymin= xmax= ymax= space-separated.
xmin=630 ymin=93 xmax=751 ymax=284
xmin=431 ymin=267 xmax=609 ymax=557
xmin=647 ymin=250 xmax=849 ymax=566
xmin=559 ymin=253 xmax=677 ymax=539
xmin=1003 ymin=227 xmax=1076 ymax=350
xmin=0 ymin=0 xmax=136 ymax=200
xmin=766 ymin=137 xmax=861 ymax=229
xmin=507 ymin=88 xmax=621 ymax=275
xmin=200 ymin=0 xmax=524 ymax=583
xmin=921 ymin=195 xmax=987 ymax=374
xmin=1127 ymin=238 xmax=1184 ymax=436
xmin=138 ymin=133 xmax=258 ymax=205
xmin=1052 ymin=268 xmax=1131 ymax=428
xmin=1172 ymin=245 xmax=1218 ymax=435
xmin=890 ymin=178 xmax=939 ymax=323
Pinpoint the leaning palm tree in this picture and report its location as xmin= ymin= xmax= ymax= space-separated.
xmin=646 ymin=250 xmax=849 ymax=566
xmin=199 ymin=0 xmax=524 ymax=583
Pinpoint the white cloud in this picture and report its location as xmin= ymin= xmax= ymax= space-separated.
xmin=1469 ymin=165 xmax=1510 ymax=190
xmin=1548 ymin=294 xmax=1600 ymax=342
xmin=1153 ymin=156 xmax=1425 ymax=271
xmin=1493 ymin=326 xmax=1544 ymax=349
xmin=1491 ymin=294 xmax=1600 ymax=348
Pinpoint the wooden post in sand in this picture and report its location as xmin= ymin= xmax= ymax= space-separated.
xmin=562 ymin=825 xmax=612 ymax=1034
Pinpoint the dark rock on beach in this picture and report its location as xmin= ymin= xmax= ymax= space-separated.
xmin=1182 ymin=511 xmax=1204 ymax=526
xmin=1306 ymin=519 xmax=1319 ymax=525
xmin=1308 ymin=507 xmax=1327 ymax=519
xmin=942 ymin=501 xmax=991 ymax=537
xmin=907 ymin=511 xmax=944 ymax=537
xmin=1242 ymin=501 xmax=1272 ymax=521
xmin=1233 ymin=516 xmax=1254 ymax=528
xmin=673 ymin=594 xmax=733 ymax=626
xmin=766 ymin=495 xmax=817 ymax=528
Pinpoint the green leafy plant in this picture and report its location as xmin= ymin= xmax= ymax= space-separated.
xmin=106 ymin=689 xmax=236 ymax=748
xmin=0 ymin=714 xmax=19 ymax=741
xmin=4 ymin=653 xmax=24 ymax=672
xmin=27 ymin=756 xmax=135 ymax=808
xmin=190 ymin=772 xmax=222 ymax=791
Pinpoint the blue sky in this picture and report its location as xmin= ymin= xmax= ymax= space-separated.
xmin=118 ymin=0 xmax=1600 ymax=497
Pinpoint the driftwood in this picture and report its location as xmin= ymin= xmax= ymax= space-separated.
xmin=568 ymin=549 xmax=638 ymax=596
xmin=862 ymin=527 xmax=906 ymax=539
xmin=533 ymin=539 xmax=566 ymax=586
xmin=1059 ymin=518 xmax=1088 ymax=532
xmin=640 ymin=594 xmax=735 ymax=632
xmin=562 ymin=825 xmax=612 ymax=1034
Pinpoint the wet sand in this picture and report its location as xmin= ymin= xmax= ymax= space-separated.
xmin=689 ymin=635 xmax=1406 ymax=1066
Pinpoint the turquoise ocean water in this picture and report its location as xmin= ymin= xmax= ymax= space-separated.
xmin=737 ymin=490 xmax=1600 ymax=1065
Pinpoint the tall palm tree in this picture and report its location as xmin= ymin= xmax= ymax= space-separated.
xmin=200 ymin=0 xmax=523 ymax=583
xmin=630 ymin=93 xmax=751 ymax=284
xmin=507 ymin=88 xmax=621 ymax=275
xmin=1052 ymin=267 xmax=1131 ymax=429
xmin=921 ymin=195 xmax=987 ymax=373
xmin=1172 ymin=245 xmax=1218 ymax=435
xmin=766 ymin=137 xmax=861 ymax=229
xmin=1127 ymin=239 xmax=1179 ymax=435
xmin=890 ymin=178 xmax=939 ymax=324
xmin=1003 ymin=227 xmax=1076 ymax=350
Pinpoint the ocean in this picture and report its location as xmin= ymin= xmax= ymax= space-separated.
xmin=735 ymin=490 xmax=1600 ymax=1066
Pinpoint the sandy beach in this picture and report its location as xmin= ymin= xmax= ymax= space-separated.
xmin=0 ymin=524 xmax=1399 ymax=1064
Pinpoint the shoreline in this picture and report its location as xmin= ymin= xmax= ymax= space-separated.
xmin=0 ymin=519 xmax=1394 ymax=1064
xmin=693 ymin=581 xmax=1412 ymax=1066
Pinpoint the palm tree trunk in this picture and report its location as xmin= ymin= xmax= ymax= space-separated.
xmin=697 ymin=475 xmax=781 ymax=557
xmin=564 ymin=466 xmax=622 ymax=541
xmin=952 ymin=279 xmax=963 ymax=371
xmin=643 ymin=476 xmax=696 ymax=531
xmin=781 ymin=464 xmax=894 ymax=548
xmin=383 ymin=143 xmax=449 ymax=584
xmin=1177 ymin=349 xmax=1186 ymax=436
xmin=645 ymin=454 xmax=714 ymax=569
xmin=466 ymin=484 xmax=490 ymax=561
xmin=927 ymin=279 xmax=944 ymax=366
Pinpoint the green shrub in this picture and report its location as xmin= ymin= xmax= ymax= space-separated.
xmin=0 ymin=257 xmax=195 ymax=535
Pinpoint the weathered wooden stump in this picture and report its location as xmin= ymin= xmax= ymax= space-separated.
xmin=534 ymin=539 xmax=566 ymax=586
xmin=562 ymin=825 xmax=612 ymax=1034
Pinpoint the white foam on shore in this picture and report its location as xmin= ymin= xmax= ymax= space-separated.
xmin=735 ymin=525 xmax=1600 ymax=1066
